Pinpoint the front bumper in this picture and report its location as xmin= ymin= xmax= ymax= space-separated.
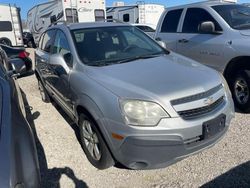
xmin=98 ymin=95 xmax=234 ymax=170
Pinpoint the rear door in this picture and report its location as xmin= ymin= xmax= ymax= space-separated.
xmin=35 ymin=29 xmax=56 ymax=88
xmin=155 ymin=9 xmax=183 ymax=51
xmin=176 ymin=8 xmax=226 ymax=70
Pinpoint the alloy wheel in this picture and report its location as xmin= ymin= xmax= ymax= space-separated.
xmin=81 ymin=120 xmax=101 ymax=161
xmin=234 ymin=77 xmax=249 ymax=105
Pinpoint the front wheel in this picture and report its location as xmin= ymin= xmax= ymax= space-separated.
xmin=79 ymin=114 xmax=114 ymax=169
xmin=230 ymin=70 xmax=250 ymax=112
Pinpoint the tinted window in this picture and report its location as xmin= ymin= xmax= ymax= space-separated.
xmin=161 ymin=9 xmax=183 ymax=33
xmin=42 ymin=30 xmax=56 ymax=53
xmin=183 ymin=8 xmax=222 ymax=33
xmin=213 ymin=5 xmax=250 ymax=30
xmin=136 ymin=26 xmax=155 ymax=32
xmin=52 ymin=30 xmax=72 ymax=67
xmin=123 ymin=14 xmax=130 ymax=22
xmin=0 ymin=21 xmax=12 ymax=32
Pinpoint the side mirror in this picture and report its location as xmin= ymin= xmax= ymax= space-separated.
xmin=49 ymin=53 xmax=71 ymax=74
xmin=199 ymin=21 xmax=221 ymax=34
xmin=157 ymin=40 xmax=167 ymax=49
xmin=8 ymin=58 xmax=27 ymax=76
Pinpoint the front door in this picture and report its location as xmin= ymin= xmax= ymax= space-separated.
xmin=49 ymin=29 xmax=73 ymax=112
xmin=176 ymin=8 xmax=226 ymax=71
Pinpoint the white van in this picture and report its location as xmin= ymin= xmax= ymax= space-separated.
xmin=27 ymin=0 xmax=106 ymax=44
xmin=0 ymin=4 xmax=23 ymax=47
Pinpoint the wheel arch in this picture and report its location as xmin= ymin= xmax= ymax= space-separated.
xmin=224 ymin=56 xmax=250 ymax=81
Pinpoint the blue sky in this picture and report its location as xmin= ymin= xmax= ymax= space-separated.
xmin=1 ymin=0 xmax=249 ymax=19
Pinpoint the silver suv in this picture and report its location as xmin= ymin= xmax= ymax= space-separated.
xmin=155 ymin=1 xmax=250 ymax=112
xmin=35 ymin=22 xmax=234 ymax=170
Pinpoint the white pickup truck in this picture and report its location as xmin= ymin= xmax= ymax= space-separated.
xmin=155 ymin=0 xmax=250 ymax=112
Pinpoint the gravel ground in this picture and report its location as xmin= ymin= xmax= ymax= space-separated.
xmin=18 ymin=49 xmax=249 ymax=188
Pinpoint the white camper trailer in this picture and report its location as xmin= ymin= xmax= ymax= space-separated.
xmin=0 ymin=4 xmax=23 ymax=46
xmin=106 ymin=2 xmax=165 ymax=29
xmin=27 ymin=0 xmax=106 ymax=44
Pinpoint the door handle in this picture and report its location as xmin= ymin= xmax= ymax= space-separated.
xmin=40 ymin=58 xmax=46 ymax=63
xmin=178 ymin=39 xmax=189 ymax=43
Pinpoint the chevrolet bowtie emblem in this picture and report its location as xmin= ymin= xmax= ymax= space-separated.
xmin=204 ymin=97 xmax=214 ymax=106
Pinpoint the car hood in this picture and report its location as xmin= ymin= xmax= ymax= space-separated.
xmin=86 ymin=52 xmax=222 ymax=102
xmin=239 ymin=30 xmax=250 ymax=36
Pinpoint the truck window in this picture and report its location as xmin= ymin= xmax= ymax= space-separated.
xmin=95 ymin=10 xmax=105 ymax=21
xmin=65 ymin=8 xmax=79 ymax=23
xmin=42 ymin=30 xmax=56 ymax=53
xmin=161 ymin=9 xmax=183 ymax=33
xmin=52 ymin=30 xmax=72 ymax=67
xmin=0 ymin=21 xmax=12 ymax=32
xmin=182 ymin=8 xmax=222 ymax=33
xmin=123 ymin=14 xmax=130 ymax=22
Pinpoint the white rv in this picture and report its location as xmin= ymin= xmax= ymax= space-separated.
xmin=106 ymin=2 xmax=165 ymax=29
xmin=27 ymin=0 xmax=106 ymax=44
xmin=0 ymin=4 xmax=23 ymax=46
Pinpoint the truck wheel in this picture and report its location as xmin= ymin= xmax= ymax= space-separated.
xmin=79 ymin=113 xmax=114 ymax=169
xmin=0 ymin=38 xmax=12 ymax=46
xmin=231 ymin=70 xmax=250 ymax=112
xmin=38 ymin=80 xmax=50 ymax=103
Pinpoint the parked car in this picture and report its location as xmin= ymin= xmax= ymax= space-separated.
xmin=35 ymin=22 xmax=234 ymax=170
xmin=23 ymin=32 xmax=36 ymax=48
xmin=0 ymin=44 xmax=33 ymax=74
xmin=132 ymin=23 xmax=156 ymax=37
xmin=155 ymin=1 xmax=250 ymax=112
xmin=0 ymin=46 xmax=40 ymax=187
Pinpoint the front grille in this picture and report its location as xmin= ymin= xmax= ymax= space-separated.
xmin=171 ymin=84 xmax=223 ymax=105
xmin=178 ymin=97 xmax=225 ymax=120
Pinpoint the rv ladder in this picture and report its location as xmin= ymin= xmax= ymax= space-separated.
xmin=137 ymin=1 xmax=146 ymax=24
xmin=9 ymin=4 xmax=22 ymax=46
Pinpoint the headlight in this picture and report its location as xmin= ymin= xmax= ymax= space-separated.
xmin=219 ymin=73 xmax=231 ymax=96
xmin=120 ymin=100 xmax=169 ymax=126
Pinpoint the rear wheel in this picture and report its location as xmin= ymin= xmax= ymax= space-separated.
xmin=230 ymin=70 xmax=250 ymax=112
xmin=0 ymin=38 xmax=12 ymax=46
xmin=79 ymin=113 xmax=114 ymax=169
xmin=38 ymin=80 xmax=50 ymax=103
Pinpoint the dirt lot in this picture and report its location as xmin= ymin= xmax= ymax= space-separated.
xmin=17 ymin=49 xmax=250 ymax=188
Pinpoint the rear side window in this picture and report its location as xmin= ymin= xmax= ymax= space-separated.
xmin=161 ymin=9 xmax=183 ymax=33
xmin=41 ymin=30 xmax=56 ymax=53
xmin=0 ymin=21 xmax=12 ymax=32
xmin=182 ymin=8 xmax=222 ymax=33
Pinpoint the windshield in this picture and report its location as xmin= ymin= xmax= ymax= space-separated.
xmin=72 ymin=26 xmax=167 ymax=66
xmin=213 ymin=5 xmax=250 ymax=30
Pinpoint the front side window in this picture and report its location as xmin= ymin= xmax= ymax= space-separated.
xmin=182 ymin=8 xmax=222 ymax=33
xmin=52 ymin=30 xmax=72 ymax=67
xmin=0 ymin=21 xmax=12 ymax=32
xmin=213 ymin=5 xmax=250 ymax=30
xmin=161 ymin=9 xmax=183 ymax=33
xmin=65 ymin=8 xmax=79 ymax=23
xmin=72 ymin=26 xmax=167 ymax=66
xmin=42 ymin=30 xmax=56 ymax=53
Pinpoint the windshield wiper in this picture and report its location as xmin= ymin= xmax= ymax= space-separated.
xmin=117 ymin=53 xmax=165 ymax=64
xmin=234 ymin=23 xmax=250 ymax=29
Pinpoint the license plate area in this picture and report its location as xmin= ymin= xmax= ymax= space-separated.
xmin=202 ymin=114 xmax=226 ymax=140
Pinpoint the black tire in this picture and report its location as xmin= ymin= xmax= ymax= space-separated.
xmin=0 ymin=38 xmax=12 ymax=46
xmin=38 ymin=80 xmax=50 ymax=103
xmin=27 ymin=41 xmax=34 ymax=48
xmin=230 ymin=70 xmax=250 ymax=112
xmin=79 ymin=113 xmax=114 ymax=169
